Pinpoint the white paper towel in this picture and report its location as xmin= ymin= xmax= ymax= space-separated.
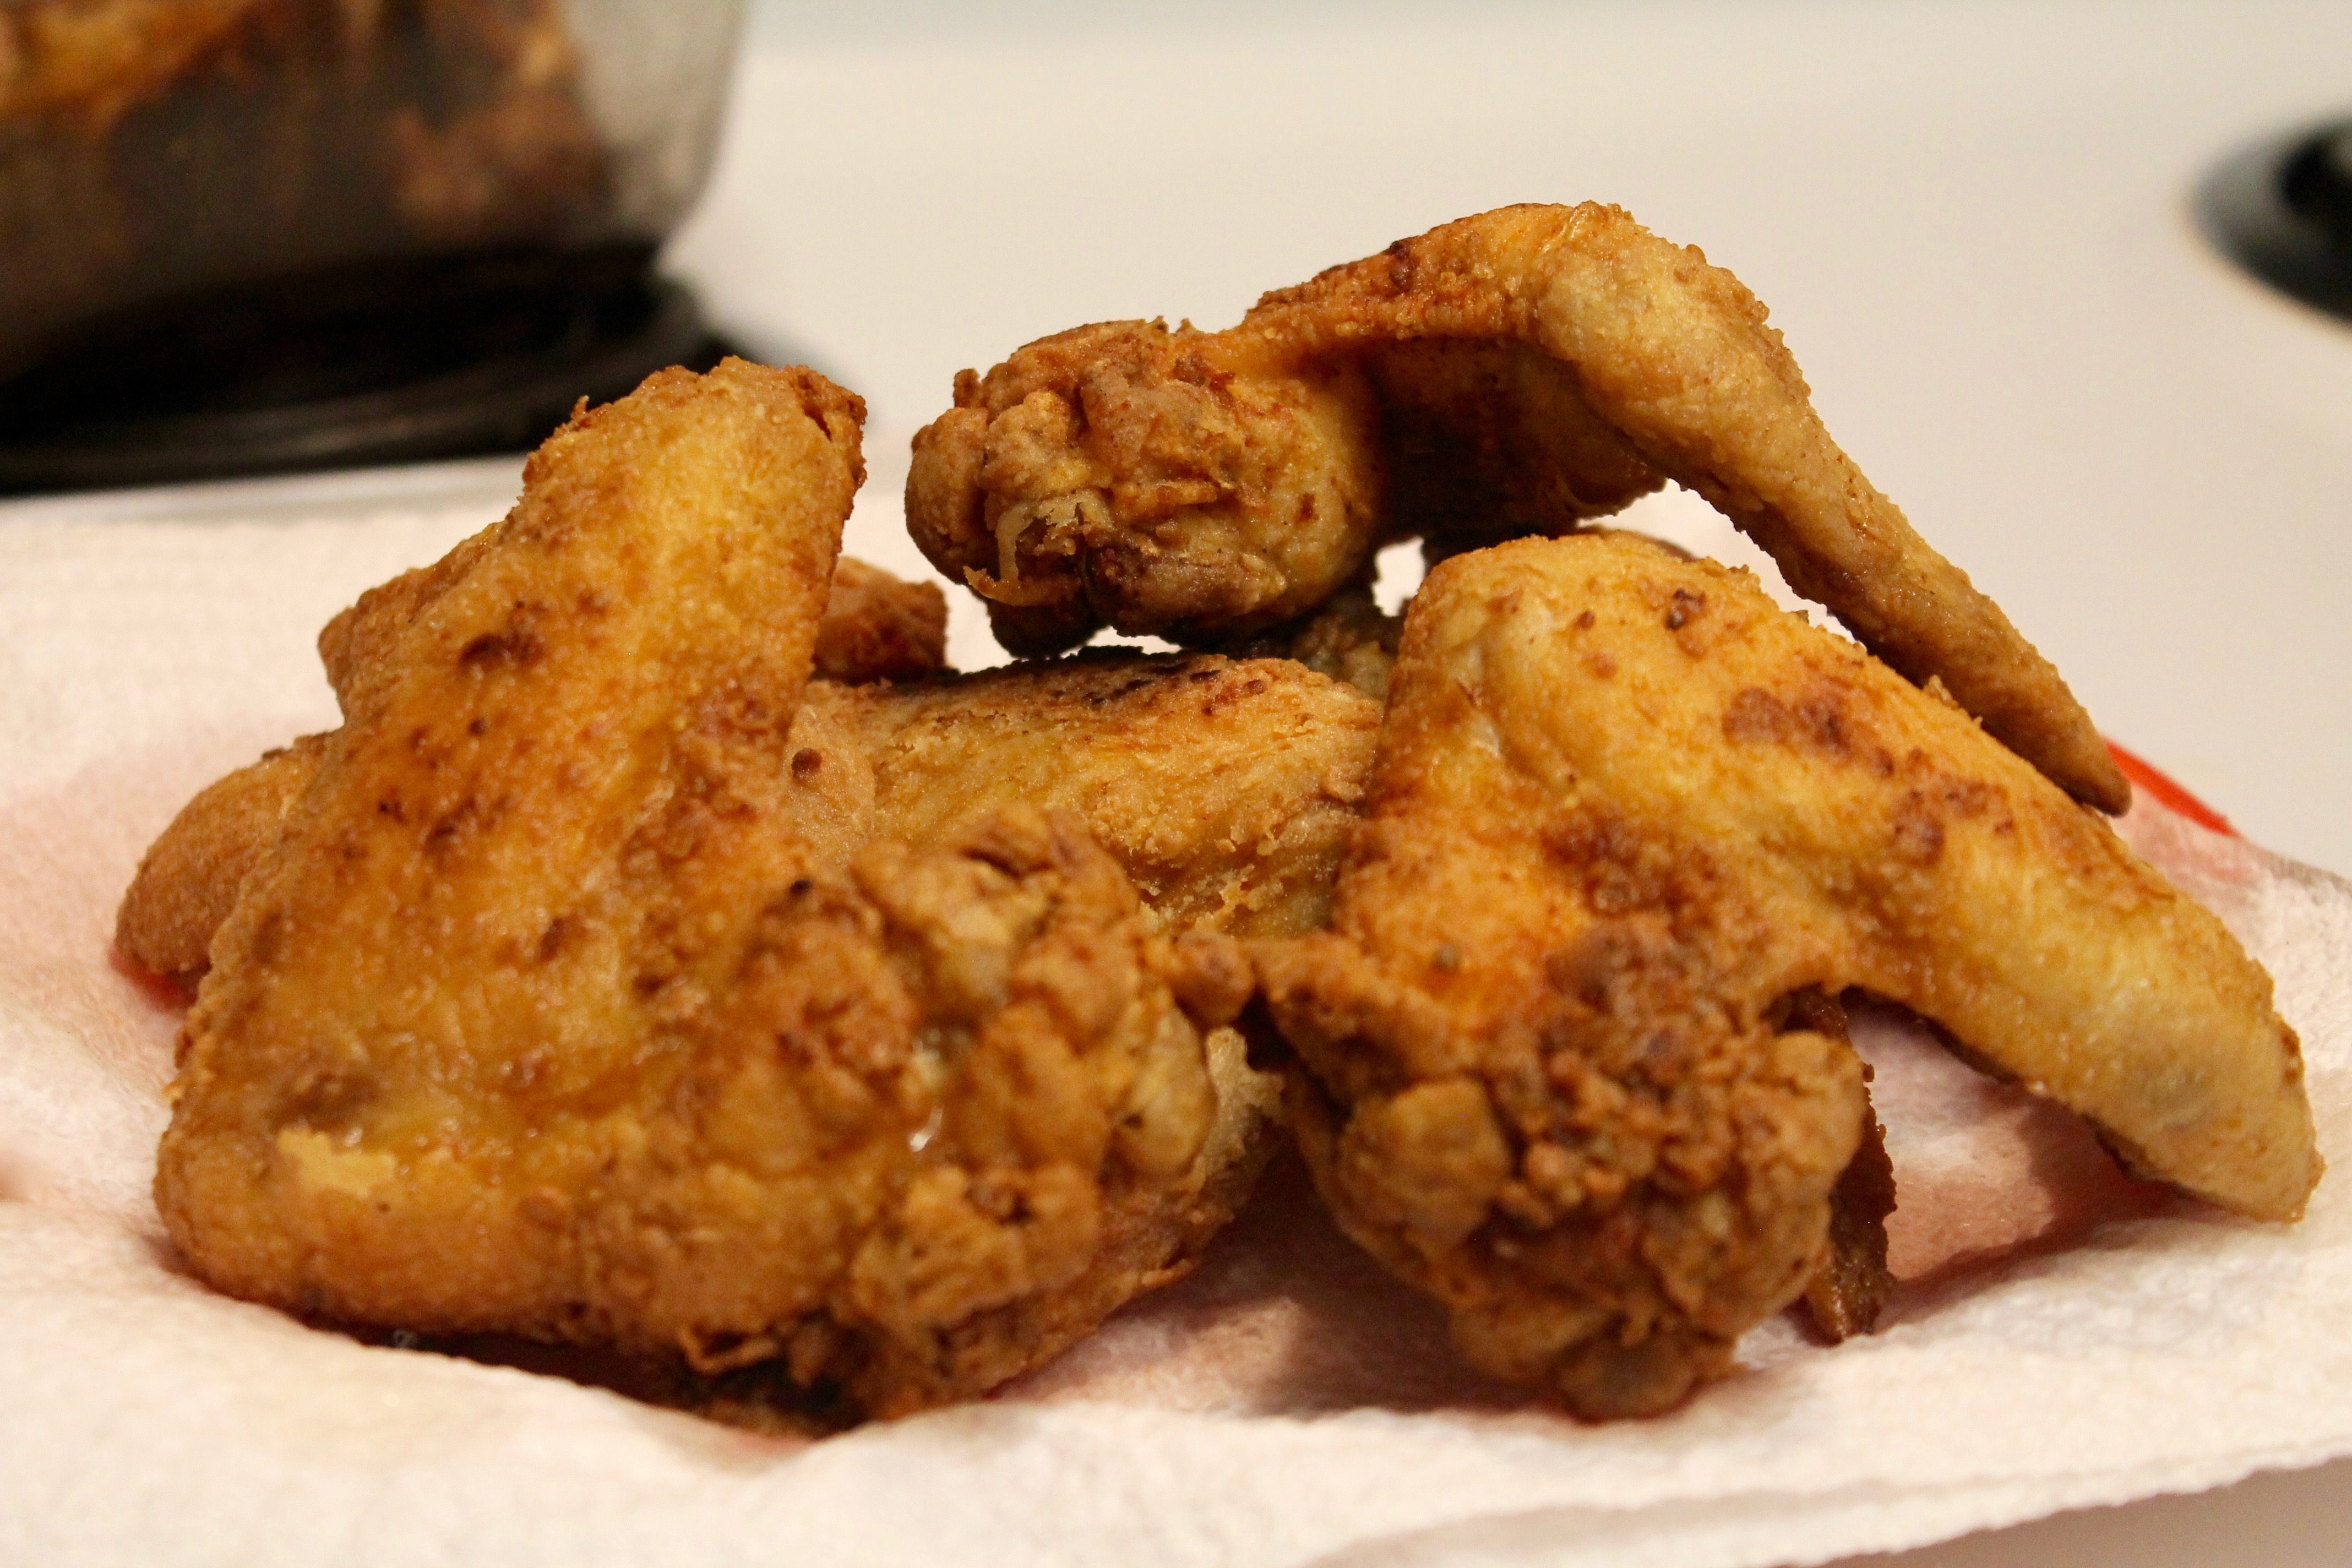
xmin=1 ymin=461 xmax=2345 ymax=1568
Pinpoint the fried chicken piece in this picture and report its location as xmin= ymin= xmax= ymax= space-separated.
xmin=113 ymin=731 xmax=330 ymax=982
xmin=813 ymin=556 xmax=950 ymax=684
xmin=120 ymin=647 xmax=1375 ymax=982
xmin=908 ymin=203 xmax=2127 ymax=812
xmin=1264 ymin=913 xmax=1869 ymax=1420
xmin=1787 ymin=989 xmax=1896 ymax=1344
xmin=1257 ymin=532 xmax=2317 ymax=1418
xmin=160 ymin=355 xmax=863 ymax=1346
xmin=792 ymin=652 xmax=1379 ymax=941
xmin=121 ymin=558 xmax=951 ymax=984
xmin=679 ymin=806 xmax=1276 ymax=1421
xmin=907 ymin=319 xmax=1388 ymax=654
xmin=156 ymin=360 xmax=1276 ymax=1425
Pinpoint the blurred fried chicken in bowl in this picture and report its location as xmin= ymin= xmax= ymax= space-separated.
xmin=149 ymin=359 xmax=1284 ymax=1427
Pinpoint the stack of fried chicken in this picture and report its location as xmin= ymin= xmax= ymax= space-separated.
xmin=119 ymin=204 xmax=2321 ymax=1429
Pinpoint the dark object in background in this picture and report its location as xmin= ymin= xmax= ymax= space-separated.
xmin=0 ymin=247 xmax=732 ymax=493
xmin=2199 ymin=118 xmax=2352 ymax=323
xmin=0 ymin=0 xmax=745 ymax=493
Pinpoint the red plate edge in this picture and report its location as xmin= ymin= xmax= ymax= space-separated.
xmin=2106 ymin=741 xmax=2236 ymax=836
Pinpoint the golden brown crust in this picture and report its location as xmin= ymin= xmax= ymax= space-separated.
xmin=113 ymin=731 xmax=329 ymax=981
xmin=1257 ymin=531 xmax=2315 ymax=1418
xmin=325 ymin=551 xmax=938 ymax=717
xmin=667 ymin=807 xmax=1275 ymax=1420
xmin=792 ymin=651 xmax=1381 ymax=941
xmin=1260 ymin=936 xmax=1864 ymax=1420
xmin=154 ymin=360 xmax=1282 ymax=1428
xmin=124 ymin=645 xmax=1376 ymax=982
xmin=906 ymin=319 xmax=1389 ymax=655
xmin=161 ymin=357 xmax=864 ymax=1329
xmin=813 ymin=557 xmax=950 ymax=685
xmin=907 ymin=204 xmax=2126 ymax=812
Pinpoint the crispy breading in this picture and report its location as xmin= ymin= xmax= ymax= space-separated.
xmin=813 ymin=556 xmax=950 ymax=685
xmin=793 ymin=652 xmax=1380 ymax=941
xmin=1257 ymin=532 xmax=2315 ymax=1418
xmin=113 ymin=731 xmax=330 ymax=981
xmin=321 ymin=552 xmax=947 ymax=716
xmin=908 ymin=203 xmax=2127 ymax=811
xmin=1787 ymin=989 xmax=1895 ymax=1344
xmin=678 ymin=806 xmax=1277 ymax=1422
xmin=154 ymin=361 xmax=1277 ymax=1426
xmin=119 ymin=647 xmax=1377 ymax=981
xmin=908 ymin=320 xmax=1388 ymax=655
xmin=124 ymin=557 xmax=955 ymax=983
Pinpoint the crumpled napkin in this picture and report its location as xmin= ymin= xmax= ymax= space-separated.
xmin=1 ymin=458 xmax=2345 ymax=1568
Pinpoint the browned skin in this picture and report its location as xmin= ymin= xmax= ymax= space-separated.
xmin=114 ymin=731 xmax=330 ymax=981
xmin=155 ymin=361 xmax=1278 ymax=1427
xmin=1256 ymin=533 xmax=2316 ymax=1419
xmin=908 ymin=204 xmax=2127 ymax=812
xmin=121 ymin=557 xmax=954 ymax=984
xmin=1787 ymin=989 xmax=1895 ymax=1344
xmin=907 ymin=319 xmax=1388 ymax=655
xmin=119 ymin=646 xmax=1375 ymax=983
xmin=1806 ymin=1102 xmax=1896 ymax=1343
xmin=1237 ymin=581 xmax=1402 ymax=703
xmin=324 ymin=552 xmax=948 ymax=716
xmin=797 ymin=653 xmax=1379 ymax=942
xmin=672 ymin=806 xmax=1278 ymax=1422
xmin=813 ymin=556 xmax=950 ymax=684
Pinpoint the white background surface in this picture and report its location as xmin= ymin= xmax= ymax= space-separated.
xmin=667 ymin=1 xmax=2352 ymax=1560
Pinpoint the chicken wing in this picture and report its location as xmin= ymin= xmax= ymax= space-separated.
xmin=121 ymin=649 xmax=1378 ymax=983
xmin=811 ymin=556 xmax=950 ymax=685
xmin=113 ymin=731 xmax=331 ymax=982
xmin=906 ymin=319 xmax=1389 ymax=655
xmin=121 ymin=556 xmax=954 ymax=983
xmin=907 ymin=203 xmax=2127 ymax=811
xmin=796 ymin=651 xmax=1379 ymax=941
xmin=156 ymin=360 xmax=1276 ymax=1426
xmin=1257 ymin=532 xmax=2316 ymax=1418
